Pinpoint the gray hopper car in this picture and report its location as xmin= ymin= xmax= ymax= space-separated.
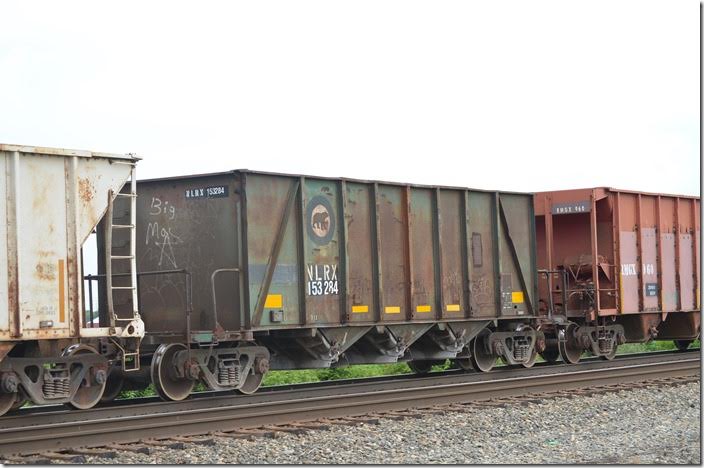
xmin=101 ymin=170 xmax=543 ymax=400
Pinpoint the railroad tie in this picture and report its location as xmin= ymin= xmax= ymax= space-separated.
xmin=67 ymin=447 xmax=117 ymax=459
xmin=288 ymin=421 xmax=332 ymax=430
xmin=1 ymin=455 xmax=53 ymax=464
xmin=210 ymin=431 xmax=258 ymax=440
xmin=171 ymin=436 xmax=216 ymax=446
xmin=104 ymin=443 xmax=152 ymax=454
xmin=140 ymin=439 xmax=186 ymax=449
xmin=261 ymin=425 xmax=310 ymax=435
xmin=225 ymin=428 xmax=280 ymax=438
xmin=38 ymin=451 xmax=87 ymax=463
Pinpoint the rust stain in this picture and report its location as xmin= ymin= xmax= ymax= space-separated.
xmin=78 ymin=177 xmax=95 ymax=204
xmin=35 ymin=261 xmax=57 ymax=281
xmin=58 ymin=259 xmax=65 ymax=323
xmin=32 ymin=182 xmax=50 ymax=211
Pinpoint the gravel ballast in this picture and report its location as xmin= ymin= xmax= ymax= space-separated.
xmin=82 ymin=381 xmax=700 ymax=464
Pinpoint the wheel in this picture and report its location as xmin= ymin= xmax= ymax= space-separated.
xmin=453 ymin=355 xmax=474 ymax=372
xmin=237 ymin=372 xmax=264 ymax=395
xmin=64 ymin=344 xmax=107 ymax=410
xmin=522 ymin=346 xmax=538 ymax=368
xmin=558 ymin=324 xmax=583 ymax=364
xmin=539 ymin=331 xmax=560 ymax=363
xmin=9 ymin=388 xmax=28 ymax=412
xmin=600 ymin=343 xmax=618 ymax=361
xmin=470 ymin=329 xmax=497 ymax=372
xmin=408 ymin=360 xmax=433 ymax=374
xmin=100 ymin=368 xmax=125 ymax=402
xmin=151 ymin=343 xmax=195 ymax=401
xmin=674 ymin=340 xmax=692 ymax=351
xmin=0 ymin=391 xmax=17 ymax=416
xmin=540 ymin=347 xmax=560 ymax=363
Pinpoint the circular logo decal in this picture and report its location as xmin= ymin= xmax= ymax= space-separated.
xmin=306 ymin=196 xmax=335 ymax=245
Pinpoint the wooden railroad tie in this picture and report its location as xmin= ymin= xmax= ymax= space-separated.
xmin=38 ymin=451 xmax=87 ymax=463
xmin=140 ymin=439 xmax=186 ymax=449
xmin=66 ymin=447 xmax=117 ymax=459
xmin=104 ymin=443 xmax=152 ymax=454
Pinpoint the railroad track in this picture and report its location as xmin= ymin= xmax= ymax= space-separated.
xmin=0 ymin=350 xmax=699 ymax=461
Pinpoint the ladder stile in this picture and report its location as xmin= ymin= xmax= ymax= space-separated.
xmin=104 ymin=165 xmax=141 ymax=371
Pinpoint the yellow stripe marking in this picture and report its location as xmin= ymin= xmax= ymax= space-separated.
xmin=511 ymin=291 xmax=524 ymax=304
xmin=352 ymin=305 xmax=368 ymax=313
xmin=264 ymin=294 xmax=283 ymax=309
xmin=58 ymin=259 xmax=65 ymax=323
xmin=446 ymin=304 xmax=461 ymax=312
xmin=416 ymin=305 xmax=432 ymax=313
xmin=385 ymin=306 xmax=401 ymax=314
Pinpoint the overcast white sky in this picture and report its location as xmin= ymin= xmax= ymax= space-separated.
xmin=0 ymin=0 xmax=699 ymax=195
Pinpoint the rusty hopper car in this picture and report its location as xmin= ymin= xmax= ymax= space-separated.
xmin=534 ymin=188 xmax=700 ymax=363
xmin=0 ymin=144 xmax=143 ymax=416
xmin=108 ymin=170 xmax=541 ymax=400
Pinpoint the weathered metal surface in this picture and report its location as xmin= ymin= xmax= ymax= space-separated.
xmin=535 ymin=188 xmax=700 ymax=339
xmin=135 ymin=170 xmax=537 ymax=336
xmin=132 ymin=173 xmax=241 ymax=336
xmin=0 ymin=145 xmax=137 ymax=342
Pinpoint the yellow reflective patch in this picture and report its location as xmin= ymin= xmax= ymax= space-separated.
xmin=264 ymin=294 xmax=283 ymax=309
xmin=385 ymin=306 xmax=401 ymax=314
xmin=511 ymin=291 xmax=524 ymax=304
xmin=416 ymin=305 xmax=432 ymax=313
xmin=352 ymin=305 xmax=368 ymax=313
xmin=446 ymin=304 xmax=461 ymax=312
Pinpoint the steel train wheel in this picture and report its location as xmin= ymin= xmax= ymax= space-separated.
xmin=558 ymin=324 xmax=583 ymax=364
xmin=408 ymin=360 xmax=433 ymax=374
xmin=539 ymin=331 xmax=560 ymax=363
xmin=470 ymin=329 xmax=497 ymax=372
xmin=0 ymin=391 xmax=16 ymax=416
xmin=64 ymin=344 xmax=107 ymax=409
xmin=674 ymin=340 xmax=693 ymax=351
xmin=151 ymin=343 xmax=195 ymax=402
xmin=100 ymin=369 xmax=125 ymax=402
xmin=522 ymin=346 xmax=538 ymax=368
xmin=453 ymin=356 xmax=474 ymax=372
xmin=237 ymin=373 xmax=264 ymax=395
xmin=540 ymin=347 xmax=560 ymax=363
xmin=600 ymin=344 xmax=618 ymax=361
xmin=9 ymin=388 xmax=27 ymax=412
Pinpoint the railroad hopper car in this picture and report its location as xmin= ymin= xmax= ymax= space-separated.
xmin=534 ymin=188 xmax=700 ymax=362
xmin=0 ymin=145 xmax=144 ymax=416
xmin=99 ymin=170 xmax=543 ymax=400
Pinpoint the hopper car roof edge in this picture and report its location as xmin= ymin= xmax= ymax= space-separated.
xmin=0 ymin=143 xmax=139 ymax=161
xmin=535 ymin=186 xmax=699 ymax=200
xmin=138 ymin=168 xmax=533 ymax=196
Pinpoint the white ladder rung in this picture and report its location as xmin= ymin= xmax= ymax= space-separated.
xmin=110 ymin=255 xmax=134 ymax=260
xmin=111 ymin=224 xmax=135 ymax=229
xmin=111 ymin=286 xmax=136 ymax=290
xmin=116 ymin=192 xmax=137 ymax=197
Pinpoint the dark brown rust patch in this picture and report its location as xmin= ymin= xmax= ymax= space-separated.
xmin=79 ymin=177 xmax=95 ymax=204
xmin=35 ymin=262 xmax=57 ymax=281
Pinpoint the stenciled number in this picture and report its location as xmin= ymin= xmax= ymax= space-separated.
xmin=307 ymin=280 xmax=339 ymax=296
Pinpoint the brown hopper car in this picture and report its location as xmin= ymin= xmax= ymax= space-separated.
xmin=534 ymin=188 xmax=700 ymax=362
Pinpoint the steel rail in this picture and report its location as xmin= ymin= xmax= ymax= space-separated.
xmin=0 ymin=351 xmax=699 ymax=456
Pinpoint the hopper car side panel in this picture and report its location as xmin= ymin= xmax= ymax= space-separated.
xmin=534 ymin=188 xmax=700 ymax=343
xmin=134 ymin=171 xmax=538 ymax=341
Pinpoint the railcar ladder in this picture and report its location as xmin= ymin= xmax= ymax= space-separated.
xmin=105 ymin=166 xmax=141 ymax=371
